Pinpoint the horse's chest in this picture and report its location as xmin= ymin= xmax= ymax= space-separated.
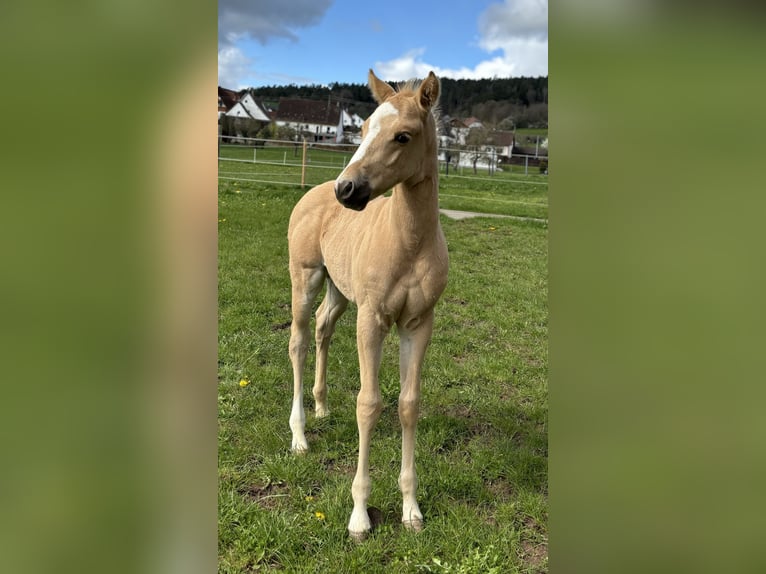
xmin=321 ymin=219 xmax=448 ymax=319
xmin=365 ymin=250 xmax=447 ymax=319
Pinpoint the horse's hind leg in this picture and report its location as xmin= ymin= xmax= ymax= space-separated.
xmin=397 ymin=310 xmax=434 ymax=532
xmin=313 ymin=277 xmax=348 ymax=417
xmin=289 ymin=265 xmax=326 ymax=453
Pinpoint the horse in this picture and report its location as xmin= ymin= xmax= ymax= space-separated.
xmin=287 ymin=69 xmax=448 ymax=540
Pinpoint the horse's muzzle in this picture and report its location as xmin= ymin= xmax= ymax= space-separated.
xmin=334 ymin=178 xmax=371 ymax=211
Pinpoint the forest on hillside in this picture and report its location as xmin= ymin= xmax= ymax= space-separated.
xmin=244 ymin=76 xmax=547 ymax=129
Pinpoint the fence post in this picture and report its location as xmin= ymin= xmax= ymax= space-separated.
xmin=525 ymin=155 xmax=529 ymax=175
xmin=301 ymin=138 xmax=308 ymax=188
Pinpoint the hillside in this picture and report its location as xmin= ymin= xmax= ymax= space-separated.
xmin=242 ymin=76 xmax=547 ymax=129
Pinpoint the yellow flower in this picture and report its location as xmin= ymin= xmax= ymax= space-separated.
xmin=305 ymin=496 xmax=314 ymax=502
xmin=235 ymin=189 xmax=241 ymax=194
xmin=314 ymin=511 xmax=325 ymax=520
xmin=239 ymin=379 xmax=249 ymax=387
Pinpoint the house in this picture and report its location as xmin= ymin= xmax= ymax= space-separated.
xmin=343 ymin=110 xmax=365 ymax=129
xmin=218 ymin=88 xmax=272 ymax=143
xmin=274 ymin=98 xmax=351 ymax=142
xmin=447 ymin=117 xmax=486 ymax=145
xmin=463 ymin=117 xmax=484 ymax=130
xmin=487 ymin=131 xmax=515 ymax=158
xmin=218 ymin=86 xmax=241 ymax=120
xmin=225 ymin=92 xmax=272 ymax=122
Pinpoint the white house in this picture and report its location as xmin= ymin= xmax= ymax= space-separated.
xmin=274 ymin=99 xmax=355 ymax=142
xmin=343 ymin=110 xmax=364 ymax=129
xmin=225 ymin=93 xmax=271 ymax=122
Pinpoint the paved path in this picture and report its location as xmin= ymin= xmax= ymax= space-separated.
xmin=440 ymin=209 xmax=547 ymax=224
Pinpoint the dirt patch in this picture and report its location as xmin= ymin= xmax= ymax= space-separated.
xmin=523 ymin=515 xmax=546 ymax=535
xmin=440 ymin=404 xmax=494 ymax=438
xmin=321 ymin=456 xmax=356 ymax=477
xmin=270 ymin=321 xmax=291 ymax=331
xmin=238 ymin=480 xmax=289 ymax=509
xmin=486 ymin=478 xmax=515 ymax=500
xmin=520 ymin=539 xmax=548 ymax=572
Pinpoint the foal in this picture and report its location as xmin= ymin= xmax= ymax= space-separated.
xmin=287 ymin=69 xmax=448 ymax=539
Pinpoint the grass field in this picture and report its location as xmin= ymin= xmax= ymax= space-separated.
xmin=218 ymin=177 xmax=548 ymax=572
xmin=218 ymin=145 xmax=548 ymax=221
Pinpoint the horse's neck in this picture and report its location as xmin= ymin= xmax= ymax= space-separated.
xmin=388 ymin=157 xmax=440 ymax=249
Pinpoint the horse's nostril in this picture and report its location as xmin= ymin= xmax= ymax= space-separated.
xmin=336 ymin=179 xmax=354 ymax=201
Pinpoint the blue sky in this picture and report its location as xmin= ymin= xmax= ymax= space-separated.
xmin=219 ymin=0 xmax=547 ymax=89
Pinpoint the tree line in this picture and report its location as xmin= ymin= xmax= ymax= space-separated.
xmin=244 ymin=76 xmax=548 ymax=130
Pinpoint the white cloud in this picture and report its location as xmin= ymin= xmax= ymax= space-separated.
xmin=479 ymin=0 xmax=548 ymax=45
xmin=376 ymin=0 xmax=547 ymax=81
xmin=218 ymin=46 xmax=253 ymax=90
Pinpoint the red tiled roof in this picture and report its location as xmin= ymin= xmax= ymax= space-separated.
xmin=489 ymin=131 xmax=515 ymax=147
xmin=275 ymin=98 xmax=341 ymax=126
xmin=217 ymin=86 xmax=241 ymax=111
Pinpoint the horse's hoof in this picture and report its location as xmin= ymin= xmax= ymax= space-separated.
xmin=315 ymin=406 xmax=330 ymax=418
xmin=348 ymin=506 xmax=379 ymax=541
xmin=348 ymin=528 xmax=370 ymax=543
xmin=402 ymin=518 xmax=424 ymax=532
xmin=291 ymin=440 xmax=308 ymax=454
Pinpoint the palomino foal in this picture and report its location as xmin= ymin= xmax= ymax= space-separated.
xmin=287 ymin=69 xmax=448 ymax=539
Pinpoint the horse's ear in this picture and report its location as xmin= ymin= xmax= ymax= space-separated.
xmin=368 ymin=69 xmax=395 ymax=104
xmin=417 ymin=71 xmax=440 ymax=111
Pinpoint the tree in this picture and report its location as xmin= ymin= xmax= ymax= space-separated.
xmin=245 ymin=76 xmax=548 ymax=129
xmin=497 ymin=116 xmax=515 ymax=131
xmin=465 ymin=126 xmax=491 ymax=174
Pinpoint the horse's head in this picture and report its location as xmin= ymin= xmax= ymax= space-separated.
xmin=334 ymin=69 xmax=440 ymax=211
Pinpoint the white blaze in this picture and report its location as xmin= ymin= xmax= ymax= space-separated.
xmin=338 ymin=101 xmax=399 ymax=180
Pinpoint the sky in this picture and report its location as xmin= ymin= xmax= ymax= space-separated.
xmin=218 ymin=0 xmax=547 ymax=89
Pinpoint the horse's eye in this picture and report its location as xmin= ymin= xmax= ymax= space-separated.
xmin=394 ymin=132 xmax=411 ymax=144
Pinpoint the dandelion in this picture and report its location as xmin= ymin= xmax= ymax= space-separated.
xmin=314 ymin=511 xmax=325 ymax=520
xmin=305 ymin=496 xmax=314 ymax=502
xmin=239 ymin=379 xmax=250 ymax=387
xmin=489 ymin=226 xmax=496 ymax=231
xmin=235 ymin=189 xmax=242 ymax=194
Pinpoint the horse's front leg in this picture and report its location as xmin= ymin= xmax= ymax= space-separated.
xmin=397 ymin=310 xmax=434 ymax=531
xmin=347 ymin=307 xmax=389 ymax=540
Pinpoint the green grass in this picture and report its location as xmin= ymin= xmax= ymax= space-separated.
xmin=438 ymin=174 xmax=548 ymax=220
xmin=218 ymin=180 xmax=548 ymax=573
xmin=218 ymin=147 xmax=548 ymax=221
